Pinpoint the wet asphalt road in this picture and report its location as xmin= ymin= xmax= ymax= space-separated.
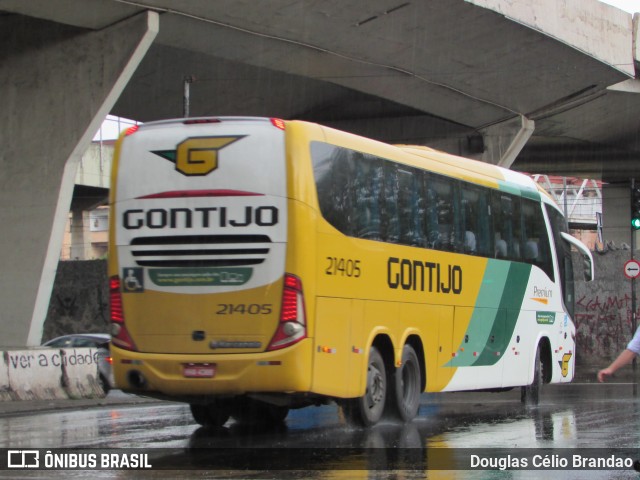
xmin=1 ymin=382 xmax=639 ymax=479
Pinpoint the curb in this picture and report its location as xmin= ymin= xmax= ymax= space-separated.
xmin=0 ymin=391 xmax=167 ymax=417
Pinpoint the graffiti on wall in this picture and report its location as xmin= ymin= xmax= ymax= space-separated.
xmin=574 ymin=292 xmax=640 ymax=359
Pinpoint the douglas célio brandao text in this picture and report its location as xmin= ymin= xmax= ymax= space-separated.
xmin=469 ymin=453 xmax=634 ymax=470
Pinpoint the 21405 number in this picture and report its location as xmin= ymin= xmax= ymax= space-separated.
xmin=216 ymin=304 xmax=273 ymax=315
xmin=325 ymin=257 xmax=362 ymax=277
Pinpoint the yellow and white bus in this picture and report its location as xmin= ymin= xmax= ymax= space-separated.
xmin=108 ymin=117 xmax=593 ymax=426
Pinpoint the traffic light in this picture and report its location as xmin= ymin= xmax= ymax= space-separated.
xmin=632 ymin=183 xmax=640 ymax=230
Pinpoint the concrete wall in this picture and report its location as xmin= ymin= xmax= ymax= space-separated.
xmin=41 ymin=253 xmax=638 ymax=379
xmin=573 ymin=249 xmax=640 ymax=376
xmin=76 ymin=143 xmax=113 ymax=190
xmin=42 ymin=261 xmax=109 ymax=343
xmin=0 ymin=348 xmax=105 ymax=401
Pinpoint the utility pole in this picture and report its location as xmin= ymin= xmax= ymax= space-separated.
xmin=183 ymin=75 xmax=195 ymax=118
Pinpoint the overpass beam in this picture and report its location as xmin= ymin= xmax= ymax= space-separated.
xmin=480 ymin=115 xmax=535 ymax=169
xmin=0 ymin=12 xmax=158 ymax=347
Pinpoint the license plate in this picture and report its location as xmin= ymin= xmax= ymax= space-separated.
xmin=183 ymin=363 xmax=216 ymax=378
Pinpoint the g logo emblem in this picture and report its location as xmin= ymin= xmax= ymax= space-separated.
xmin=173 ymin=136 xmax=244 ymax=176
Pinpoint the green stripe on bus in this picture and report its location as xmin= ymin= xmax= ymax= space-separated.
xmin=497 ymin=181 xmax=540 ymax=202
xmin=446 ymin=261 xmax=509 ymax=367
xmin=473 ymin=262 xmax=531 ymax=366
xmin=446 ymin=260 xmax=532 ymax=368
xmin=519 ymin=188 xmax=540 ymax=201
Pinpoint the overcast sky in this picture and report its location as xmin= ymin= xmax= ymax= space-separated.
xmin=599 ymin=0 xmax=640 ymax=12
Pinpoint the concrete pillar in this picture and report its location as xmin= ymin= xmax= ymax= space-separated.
xmin=0 ymin=12 xmax=158 ymax=347
xmin=602 ymin=183 xmax=639 ymax=247
xmin=480 ymin=115 xmax=535 ymax=169
xmin=69 ymin=209 xmax=92 ymax=261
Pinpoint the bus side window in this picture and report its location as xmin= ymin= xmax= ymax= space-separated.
xmin=521 ymin=199 xmax=554 ymax=281
xmin=492 ymin=192 xmax=506 ymax=258
xmin=510 ymin=195 xmax=523 ymax=260
xmin=398 ymin=168 xmax=426 ymax=247
xmin=311 ymin=142 xmax=353 ymax=236
xmin=381 ymin=162 xmax=400 ymax=243
xmin=546 ymin=205 xmax=576 ymax=316
xmin=424 ymin=175 xmax=439 ymax=249
xmin=353 ymin=153 xmax=382 ymax=240
xmin=492 ymin=192 xmax=522 ymax=261
xmin=461 ymin=192 xmax=477 ymax=255
xmin=461 ymin=186 xmax=491 ymax=256
xmin=477 ymin=189 xmax=492 ymax=256
xmin=429 ymin=177 xmax=459 ymax=253
xmin=452 ymin=181 xmax=464 ymax=253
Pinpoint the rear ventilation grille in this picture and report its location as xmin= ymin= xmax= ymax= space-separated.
xmin=130 ymin=235 xmax=271 ymax=267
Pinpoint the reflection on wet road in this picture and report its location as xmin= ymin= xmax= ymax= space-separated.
xmin=1 ymin=383 xmax=639 ymax=479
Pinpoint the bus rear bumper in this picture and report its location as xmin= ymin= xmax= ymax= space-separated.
xmin=111 ymin=339 xmax=313 ymax=397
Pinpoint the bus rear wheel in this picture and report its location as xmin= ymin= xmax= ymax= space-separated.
xmin=342 ymin=346 xmax=387 ymax=427
xmin=390 ymin=344 xmax=422 ymax=422
xmin=189 ymin=399 xmax=232 ymax=427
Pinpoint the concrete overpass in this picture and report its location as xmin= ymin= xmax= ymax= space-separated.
xmin=1 ymin=0 xmax=639 ymax=347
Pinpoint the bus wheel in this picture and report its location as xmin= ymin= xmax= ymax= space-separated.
xmin=521 ymin=345 xmax=543 ymax=406
xmin=342 ymin=346 xmax=387 ymax=427
xmin=391 ymin=344 xmax=422 ymax=422
xmin=233 ymin=397 xmax=290 ymax=426
xmin=189 ymin=400 xmax=232 ymax=427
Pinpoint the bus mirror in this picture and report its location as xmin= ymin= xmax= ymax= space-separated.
xmin=560 ymin=232 xmax=594 ymax=282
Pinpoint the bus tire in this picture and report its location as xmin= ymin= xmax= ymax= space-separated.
xmin=521 ymin=345 xmax=543 ymax=405
xmin=390 ymin=344 xmax=422 ymax=422
xmin=189 ymin=400 xmax=232 ymax=427
xmin=342 ymin=346 xmax=387 ymax=427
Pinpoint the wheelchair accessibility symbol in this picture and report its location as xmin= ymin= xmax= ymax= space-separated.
xmin=123 ymin=268 xmax=144 ymax=293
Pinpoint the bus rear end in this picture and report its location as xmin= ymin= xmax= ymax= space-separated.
xmin=108 ymin=118 xmax=312 ymax=414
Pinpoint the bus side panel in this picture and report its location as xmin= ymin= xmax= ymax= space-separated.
xmin=313 ymin=297 xmax=460 ymax=397
xmin=448 ymin=306 xmax=505 ymax=390
xmin=552 ymin=311 xmax=576 ymax=383
xmin=501 ymin=309 xmax=546 ymax=388
xmin=399 ymin=302 xmax=455 ymax=393
xmin=312 ymin=297 xmax=364 ymax=397
xmin=313 ymin=299 xmax=400 ymax=399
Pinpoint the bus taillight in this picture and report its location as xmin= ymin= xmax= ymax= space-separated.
xmin=124 ymin=125 xmax=139 ymax=136
xmin=267 ymin=274 xmax=307 ymax=351
xmin=109 ymin=276 xmax=137 ymax=351
xmin=270 ymin=118 xmax=286 ymax=130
